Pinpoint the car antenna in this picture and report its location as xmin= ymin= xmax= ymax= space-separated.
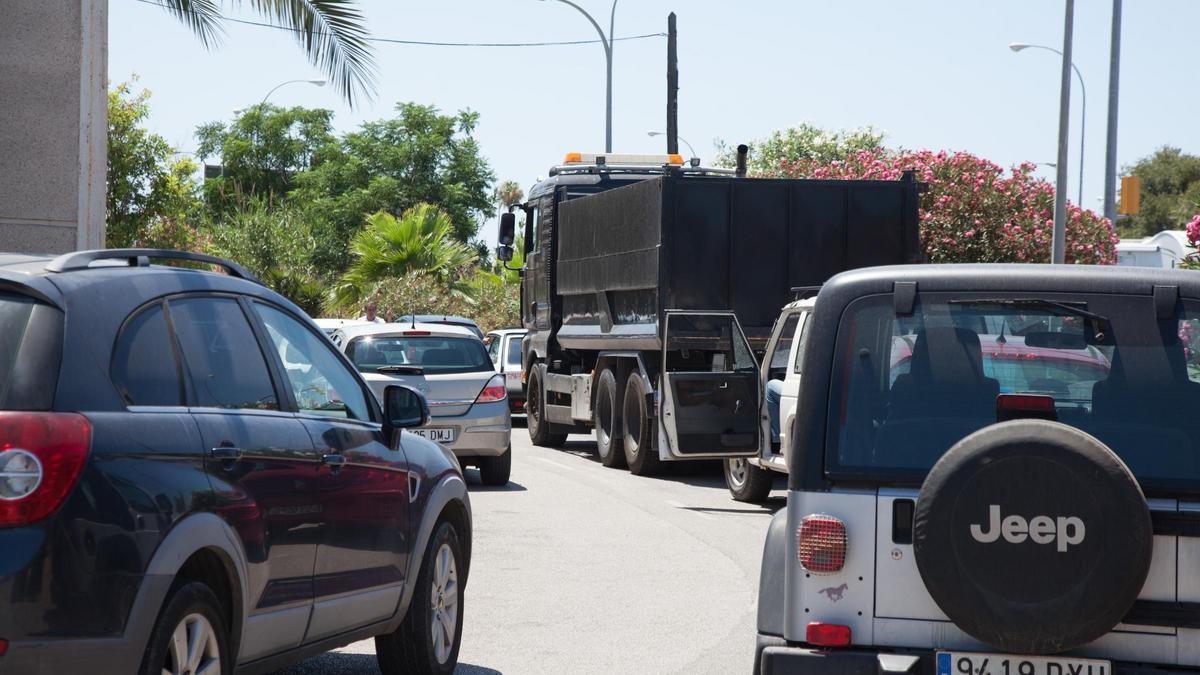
xmin=411 ymin=313 xmax=417 ymax=329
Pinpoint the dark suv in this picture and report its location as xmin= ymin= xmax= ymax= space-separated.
xmin=756 ymin=264 xmax=1200 ymax=675
xmin=0 ymin=249 xmax=472 ymax=675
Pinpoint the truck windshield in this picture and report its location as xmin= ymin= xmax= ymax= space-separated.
xmin=346 ymin=335 xmax=493 ymax=375
xmin=827 ymin=292 xmax=1200 ymax=493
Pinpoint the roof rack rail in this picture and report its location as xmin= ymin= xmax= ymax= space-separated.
xmin=45 ymin=248 xmax=263 ymax=285
xmin=791 ymin=285 xmax=822 ymax=299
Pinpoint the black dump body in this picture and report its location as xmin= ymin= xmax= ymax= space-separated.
xmin=553 ymin=173 xmax=924 ymax=351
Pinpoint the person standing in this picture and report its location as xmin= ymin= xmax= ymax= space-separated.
xmin=357 ymin=303 xmax=385 ymax=324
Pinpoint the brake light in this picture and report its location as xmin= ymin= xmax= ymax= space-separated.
xmin=996 ymin=394 xmax=1057 ymax=422
xmin=0 ymin=413 xmax=91 ymax=528
xmin=0 ymin=638 xmax=7 ymax=656
xmin=403 ymin=330 xmax=431 ymax=336
xmin=806 ymin=622 xmax=851 ymax=647
xmin=474 ymin=375 xmax=507 ymax=404
xmin=797 ymin=514 xmax=847 ymax=574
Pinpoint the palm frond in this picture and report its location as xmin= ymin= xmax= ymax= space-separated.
xmin=242 ymin=0 xmax=377 ymax=106
xmin=154 ymin=0 xmax=225 ymax=47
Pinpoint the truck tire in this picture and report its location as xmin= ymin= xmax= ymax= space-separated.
xmin=594 ymin=369 xmax=626 ymax=468
xmin=526 ymin=366 xmax=567 ymax=447
xmin=622 ymin=374 xmax=660 ymax=475
xmin=724 ymin=457 xmax=773 ymax=502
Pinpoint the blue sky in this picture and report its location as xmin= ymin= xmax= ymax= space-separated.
xmin=109 ymin=0 xmax=1200 ymax=244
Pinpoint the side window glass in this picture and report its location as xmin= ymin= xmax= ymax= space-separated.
xmin=793 ymin=312 xmax=810 ymax=375
xmin=112 ymin=303 xmax=182 ymax=406
xmin=770 ymin=314 xmax=800 ymax=371
xmin=486 ymin=335 xmax=501 ymax=363
xmin=506 ymin=336 xmax=522 ymax=366
xmin=254 ymin=304 xmax=374 ymax=422
xmin=170 ymin=298 xmax=279 ymax=410
xmin=526 ymin=206 xmax=538 ymax=254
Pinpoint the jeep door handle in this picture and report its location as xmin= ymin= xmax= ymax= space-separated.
xmin=210 ymin=446 xmax=243 ymax=461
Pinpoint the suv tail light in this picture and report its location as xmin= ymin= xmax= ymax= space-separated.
xmin=797 ymin=514 xmax=847 ymax=574
xmin=474 ymin=375 xmax=507 ymax=404
xmin=0 ymin=413 xmax=91 ymax=528
xmin=806 ymin=622 xmax=851 ymax=647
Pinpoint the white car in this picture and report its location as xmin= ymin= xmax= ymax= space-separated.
xmin=331 ymin=322 xmax=513 ymax=485
xmin=484 ymin=328 xmax=527 ymax=415
xmin=313 ymin=317 xmax=367 ymax=337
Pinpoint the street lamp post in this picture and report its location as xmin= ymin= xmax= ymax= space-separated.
xmin=259 ymin=78 xmax=326 ymax=105
xmin=1010 ymin=41 xmax=1086 ymax=207
xmin=646 ymin=130 xmax=696 ymax=160
xmin=542 ymin=0 xmax=618 ymax=153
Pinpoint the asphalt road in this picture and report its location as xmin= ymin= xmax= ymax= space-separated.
xmin=280 ymin=423 xmax=785 ymax=675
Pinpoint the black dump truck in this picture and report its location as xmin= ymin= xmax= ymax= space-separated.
xmin=496 ymin=152 xmax=923 ymax=474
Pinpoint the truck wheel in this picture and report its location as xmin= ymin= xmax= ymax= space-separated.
xmin=527 ymin=367 xmax=567 ymax=447
xmin=724 ymin=458 xmax=774 ymax=502
xmin=594 ymin=369 xmax=626 ymax=468
xmin=622 ymin=374 xmax=660 ymax=475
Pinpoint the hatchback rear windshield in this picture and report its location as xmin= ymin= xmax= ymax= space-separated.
xmin=506 ymin=336 xmax=522 ymax=366
xmin=828 ymin=292 xmax=1200 ymax=493
xmin=0 ymin=293 xmax=59 ymax=409
xmin=346 ymin=335 xmax=493 ymax=374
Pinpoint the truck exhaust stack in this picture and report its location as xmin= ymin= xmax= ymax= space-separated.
xmin=736 ymin=144 xmax=749 ymax=177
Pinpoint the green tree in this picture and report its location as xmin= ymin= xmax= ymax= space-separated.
xmin=1119 ymin=147 xmax=1200 ymax=237
xmin=195 ymin=104 xmax=334 ymax=211
xmin=149 ymin=0 xmax=376 ymax=105
xmin=493 ymin=180 xmax=525 ymax=212
xmin=107 ymin=81 xmax=202 ymax=247
xmin=716 ymin=123 xmax=886 ymax=175
xmin=293 ymin=103 xmax=496 ymax=270
xmin=331 ymin=204 xmax=479 ymax=311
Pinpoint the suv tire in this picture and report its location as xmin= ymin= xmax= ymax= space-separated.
xmin=377 ymin=521 xmax=465 ymax=675
xmin=140 ymin=581 xmax=231 ymax=675
xmin=527 ymin=366 xmax=567 ymax=447
xmin=724 ymin=457 xmax=773 ymax=502
xmin=479 ymin=445 xmax=512 ymax=486
xmin=914 ymin=419 xmax=1152 ymax=654
xmin=622 ymin=374 xmax=660 ymax=476
xmin=594 ymin=369 xmax=626 ymax=468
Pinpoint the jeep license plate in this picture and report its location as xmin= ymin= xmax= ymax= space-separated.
xmin=412 ymin=428 xmax=456 ymax=444
xmin=937 ymin=652 xmax=1109 ymax=675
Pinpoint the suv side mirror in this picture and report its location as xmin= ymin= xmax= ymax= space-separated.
xmin=385 ymin=385 xmax=429 ymax=428
xmin=498 ymin=212 xmax=516 ymax=246
xmin=496 ymin=245 xmax=514 ymax=262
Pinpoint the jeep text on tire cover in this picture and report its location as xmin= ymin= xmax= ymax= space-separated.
xmin=969 ymin=505 xmax=1086 ymax=552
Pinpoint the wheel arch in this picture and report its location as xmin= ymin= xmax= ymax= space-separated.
xmin=392 ymin=473 xmax=472 ymax=631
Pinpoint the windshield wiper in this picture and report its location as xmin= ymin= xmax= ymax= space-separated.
xmin=376 ymin=365 xmax=424 ymax=375
xmin=949 ymin=298 xmax=1111 ymax=341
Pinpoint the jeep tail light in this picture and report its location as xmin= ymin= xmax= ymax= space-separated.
xmin=474 ymin=375 xmax=507 ymax=404
xmin=0 ymin=413 xmax=91 ymax=528
xmin=806 ymin=622 xmax=851 ymax=647
xmin=797 ymin=514 xmax=847 ymax=574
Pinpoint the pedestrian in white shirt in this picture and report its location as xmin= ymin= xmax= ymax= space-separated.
xmin=357 ymin=303 xmax=385 ymax=324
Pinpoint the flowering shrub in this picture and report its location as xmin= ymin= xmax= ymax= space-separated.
xmin=773 ymin=148 xmax=1118 ymax=265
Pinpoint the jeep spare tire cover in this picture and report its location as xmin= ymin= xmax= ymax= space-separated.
xmin=913 ymin=419 xmax=1152 ymax=655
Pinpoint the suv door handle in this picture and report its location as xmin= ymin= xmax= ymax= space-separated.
xmin=321 ymin=453 xmax=347 ymax=467
xmin=210 ymin=446 xmax=243 ymax=461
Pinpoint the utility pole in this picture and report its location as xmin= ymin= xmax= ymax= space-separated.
xmin=666 ymin=13 xmax=678 ymax=155
xmin=1103 ymin=0 xmax=1123 ymax=227
xmin=1052 ymin=0 xmax=1075 ymax=264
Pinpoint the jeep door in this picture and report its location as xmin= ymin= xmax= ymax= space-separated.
xmin=169 ymin=295 xmax=322 ymax=662
xmin=659 ymin=312 xmax=761 ymax=458
xmin=249 ymin=302 xmax=411 ymax=641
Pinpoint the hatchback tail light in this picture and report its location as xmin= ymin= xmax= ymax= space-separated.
xmin=806 ymin=622 xmax=852 ymax=647
xmin=474 ymin=375 xmax=507 ymax=404
xmin=0 ymin=413 xmax=91 ymax=528
xmin=797 ymin=514 xmax=847 ymax=574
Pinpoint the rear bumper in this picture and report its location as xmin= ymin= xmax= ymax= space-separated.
xmin=753 ymin=637 xmax=1197 ymax=675
xmin=428 ymin=402 xmax=511 ymax=457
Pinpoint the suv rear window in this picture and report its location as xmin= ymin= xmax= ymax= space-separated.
xmin=346 ymin=335 xmax=492 ymax=374
xmin=0 ymin=292 xmax=61 ymax=410
xmin=828 ymin=293 xmax=1200 ymax=493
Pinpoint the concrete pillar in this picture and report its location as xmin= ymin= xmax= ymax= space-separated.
xmin=0 ymin=0 xmax=107 ymax=254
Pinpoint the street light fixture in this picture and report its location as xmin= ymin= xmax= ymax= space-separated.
xmin=259 ymin=78 xmax=326 ymax=106
xmin=647 ymin=130 xmax=697 ymax=161
xmin=1010 ymin=41 xmax=1086 ymax=206
xmin=540 ymin=0 xmax=618 ymax=152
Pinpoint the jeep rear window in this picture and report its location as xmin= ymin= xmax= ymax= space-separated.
xmin=0 ymin=293 xmax=38 ymax=406
xmin=828 ymin=293 xmax=1200 ymax=492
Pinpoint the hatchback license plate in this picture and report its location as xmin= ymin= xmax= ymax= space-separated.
xmin=938 ymin=652 xmax=1109 ymax=675
xmin=412 ymin=428 xmax=456 ymax=444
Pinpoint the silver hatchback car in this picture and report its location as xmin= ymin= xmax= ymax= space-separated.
xmin=332 ymin=322 xmax=513 ymax=485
